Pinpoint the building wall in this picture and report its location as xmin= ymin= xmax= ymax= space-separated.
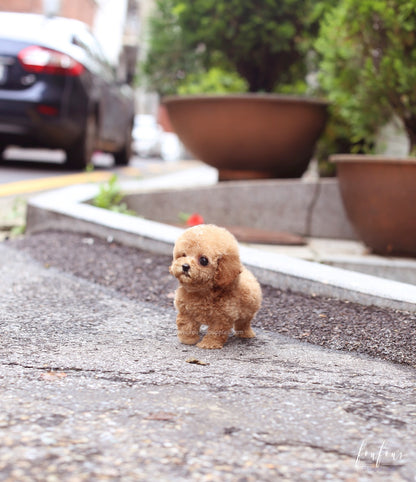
xmin=0 ymin=0 xmax=97 ymax=27
xmin=93 ymin=0 xmax=128 ymax=65
xmin=0 ymin=0 xmax=43 ymax=13
xmin=61 ymin=0 xmax=96 ymax=27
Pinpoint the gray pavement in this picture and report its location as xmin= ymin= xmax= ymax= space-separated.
xmin=1 ymin=243 xmax=416 ymax=481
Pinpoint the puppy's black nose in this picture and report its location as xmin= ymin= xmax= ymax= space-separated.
xmin=182 ymin=263 xmax=190 ymax=273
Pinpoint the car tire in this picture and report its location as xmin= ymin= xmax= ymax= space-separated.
xmin=65 ymin=115 xmax=96 ymax=170
xmin=113 ymin=120 xmax=133 ymax=166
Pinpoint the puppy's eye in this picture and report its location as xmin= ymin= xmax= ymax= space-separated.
xmin=199 ymin=256 xmax=209 ymax=266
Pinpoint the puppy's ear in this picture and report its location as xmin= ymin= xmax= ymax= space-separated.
xmin=214 ymin=253 xmax=242 ymax=288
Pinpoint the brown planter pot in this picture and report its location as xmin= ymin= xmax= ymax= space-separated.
xmin=157 ymin=104 xmax=174 ymax=133
xmin=163 ymin=94 xmax=328 ymax=180
xmin=331 ymin=154 xmax=416 ymax=256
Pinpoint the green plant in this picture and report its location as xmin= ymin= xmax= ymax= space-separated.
xmin=315 ymin=110 xmax=372 ymax=175
xmin=316 ymin=0 xmax=416 ymax=153
xmin=92 ymin=175 xmax=136 ymax=216
xmin=177 ymin=67 xmax=248 ymax=95
xmin=142 ymin=0 xmax=337 ymax=95
xmin=7 ymin=198 xmax=27 ymax=236
xmin=140 ymin=0 xmax=205 ymax=96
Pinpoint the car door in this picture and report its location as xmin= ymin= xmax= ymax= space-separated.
xmin=97 ymin=60 xmax=131 ymax=148
xmin=72 ymin=28 xmax=132 ymax=150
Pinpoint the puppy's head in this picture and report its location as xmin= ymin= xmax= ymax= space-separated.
xmin=169 ymin=224 xmax=243 ymax=291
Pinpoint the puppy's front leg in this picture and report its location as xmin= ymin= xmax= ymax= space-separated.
xmin=176 ymin=314 xmax=201 ymax=345
xmin=197 ymin=321 xmax=233 ymax=349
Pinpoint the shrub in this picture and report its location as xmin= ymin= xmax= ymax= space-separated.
xmin=142 ymin=0 xmax=337 ymax=94
xmin=140 ymin=0 xmax=205 ymax=96
xmin=177 ymin=67 xmax=248 ymax=95
xmin=316 ymin=0 xmax=416 ymax=152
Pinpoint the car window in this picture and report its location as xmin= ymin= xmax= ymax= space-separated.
xmin=72 ymin=28 xmax=115 ymax=80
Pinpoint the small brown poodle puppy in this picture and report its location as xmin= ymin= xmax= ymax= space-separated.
xmin=169 ymin=224 xmax=262 ymax=349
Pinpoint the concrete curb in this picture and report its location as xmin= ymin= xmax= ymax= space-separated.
xmin=27 ymin=165 xmax=416 ymax=312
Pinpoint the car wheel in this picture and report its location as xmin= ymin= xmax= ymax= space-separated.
xmin=113 ymin=121 xmax=133 ymax=166
xmin=65 ymin=115 xmax=96 ymax=170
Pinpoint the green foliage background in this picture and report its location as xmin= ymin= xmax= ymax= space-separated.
xmin=141 ymin=0 xmax=337 ymax=95
xmin=316 ymin=0 xmax=416 ymax=152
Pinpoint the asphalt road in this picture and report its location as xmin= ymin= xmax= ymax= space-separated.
xmin=0 ymin=147 xmax=161 ymax=185
xmin=1 ymin=242 xmax=416 ymax=481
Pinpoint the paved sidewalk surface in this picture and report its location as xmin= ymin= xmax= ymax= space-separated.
xmin=1 ymin=243 xmax=415 ymax=481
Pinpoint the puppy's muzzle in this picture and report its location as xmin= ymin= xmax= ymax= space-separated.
xmin=182 ymin=263 xmax=190 ymax=274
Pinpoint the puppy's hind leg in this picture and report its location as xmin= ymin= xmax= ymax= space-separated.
xmin=234 ymin=317 xmax=256 ymax=339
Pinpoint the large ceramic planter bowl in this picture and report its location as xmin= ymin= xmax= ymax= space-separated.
xmin=163 ymin=94 xmax=328 ymax=180
xmin=332 ymin=154 xmax=416 ymax=256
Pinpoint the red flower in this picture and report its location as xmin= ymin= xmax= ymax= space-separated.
xmin=186 ymin=213 xmax=205 ymax=226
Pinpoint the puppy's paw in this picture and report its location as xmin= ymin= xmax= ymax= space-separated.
xmin=178 ymin=334 xmax=200 ymax=345
xmin=197 ymin=337 xmax=225 ymax=350
xmin=235 ymin=328 xmax=256 ymax=339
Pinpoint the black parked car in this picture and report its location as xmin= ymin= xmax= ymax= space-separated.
xmin=0 ymin=12 xmax=135 ymax=169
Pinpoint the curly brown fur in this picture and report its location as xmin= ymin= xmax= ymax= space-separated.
xmin=169 ymin=224 xmax=262 ymax=349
